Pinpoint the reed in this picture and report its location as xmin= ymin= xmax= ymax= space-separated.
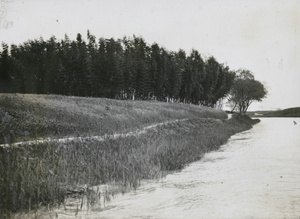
xmin=1 ymin=115 xmax=254 ymax=217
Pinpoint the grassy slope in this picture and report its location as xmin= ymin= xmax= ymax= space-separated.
xmin=0 ymin=93 xmax=226 ymax=144
xmin=0 ymin=94 xmax=258 ymax=216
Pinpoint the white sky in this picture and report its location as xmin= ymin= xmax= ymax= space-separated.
xmin=1 ymin=0 xmax=299 ymax=111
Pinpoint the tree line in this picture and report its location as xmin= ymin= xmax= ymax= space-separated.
xmin=1 ymin=31 xmax=239 ymax=107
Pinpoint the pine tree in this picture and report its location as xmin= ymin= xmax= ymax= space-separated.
xmin=1 ymin=33 xmax=240 ymax=108
xmin=0 ymin=43 xmax=11 ymax=92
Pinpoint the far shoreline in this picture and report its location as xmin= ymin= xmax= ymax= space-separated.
xmin=246 ymin=107 xmax=300 ymax=118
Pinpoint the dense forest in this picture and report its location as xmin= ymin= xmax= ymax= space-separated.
xmin=0 ymin=31 xmax=237 ymax=107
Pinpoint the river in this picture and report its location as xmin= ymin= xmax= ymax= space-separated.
xmin=18 ymin=118 xmax=300 ymax=218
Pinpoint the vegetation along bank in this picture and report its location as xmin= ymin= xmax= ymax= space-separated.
xmin=0 ymin=94 xmax=259 ymax=216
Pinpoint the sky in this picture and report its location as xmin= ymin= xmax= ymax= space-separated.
xmin=0 ymin=0 xmax=299 ymax=111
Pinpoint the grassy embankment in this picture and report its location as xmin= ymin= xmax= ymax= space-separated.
xmin=0 ymin=94 xmax=258 ymax=216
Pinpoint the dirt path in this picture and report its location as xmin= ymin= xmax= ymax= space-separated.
xmin=0 ymin=118 xmax=189 ymax=147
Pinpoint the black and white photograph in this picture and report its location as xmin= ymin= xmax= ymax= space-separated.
xmin=1 ymin=0 xmax=299 ymax=218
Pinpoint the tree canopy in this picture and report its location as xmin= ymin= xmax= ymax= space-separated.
xmin=228 ymin=70 xmax=267 ymax=114
xmin=0 ymin=31 xmax=265 ymax=109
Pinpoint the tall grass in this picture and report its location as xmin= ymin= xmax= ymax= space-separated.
xmin=1 ymin=115 xmax=255 ymax=217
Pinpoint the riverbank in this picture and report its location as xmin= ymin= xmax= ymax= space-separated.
xmin=0 ymin=94 xmax=258 ymax=217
